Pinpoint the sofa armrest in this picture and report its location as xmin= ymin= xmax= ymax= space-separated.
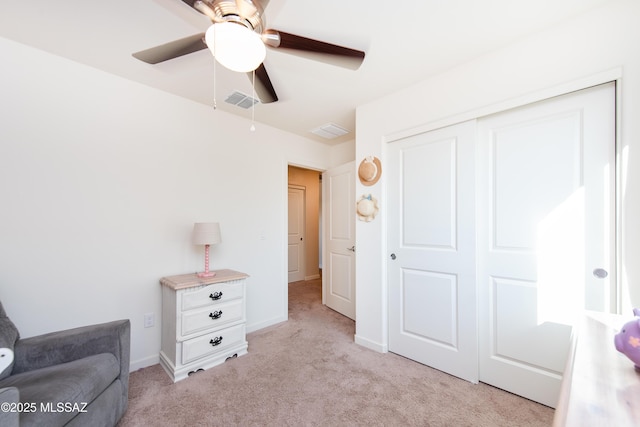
xmin=0 ymin=387 xmax=20 ymax=427
xmin=12 ymin=320 xmax=130 ymax=386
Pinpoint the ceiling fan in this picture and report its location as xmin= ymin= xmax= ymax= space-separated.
xmin=132 ymin=0 xmax=366 ymax=104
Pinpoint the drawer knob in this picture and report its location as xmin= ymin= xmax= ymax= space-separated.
xmin=209 ymin=336 xmax=223 ymax=346
xmin=209 ymin=310 xmax=223 ymax=320
xmin=209 ymin=291 xmax=223 ymax=301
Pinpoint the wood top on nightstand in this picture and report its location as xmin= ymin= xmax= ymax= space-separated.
xmin=160 ymin=269 xmax=249 ymax=290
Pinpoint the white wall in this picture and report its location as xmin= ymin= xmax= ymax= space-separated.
xmin=328 ymin=139 xmax=356 ymax=167
xmin=0 ymin=37 xmax=336 ymax=369
xmin=354 ymin=0 xmax=640 ymax=351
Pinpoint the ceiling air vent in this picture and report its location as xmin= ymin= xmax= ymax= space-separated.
xmin=225 ymin=91 xmax=259 ymax=109
xmin=310 ymin=123 xmax=350 ymax=139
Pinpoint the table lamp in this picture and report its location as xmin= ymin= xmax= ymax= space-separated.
xmin=193 ymin=222 xmax=221 ymax=278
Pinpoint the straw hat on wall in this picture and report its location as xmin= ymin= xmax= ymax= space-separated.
xmin=356 ymin=194 xmax=379 ymax=222
xmin=358 ymin=156 xmax=382 ymax=186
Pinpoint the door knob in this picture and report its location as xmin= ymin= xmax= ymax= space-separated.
xmin=593 ymin=268 xmax=608 ymax=279
xmin=390 ymin=253 xmax=396 ymax=260
xmin=347 ymin=246 xmax=355 ymax=252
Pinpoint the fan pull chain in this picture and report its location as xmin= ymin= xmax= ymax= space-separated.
xmin=250 ymin=69 xmax=256 ymax=131
xmin=212 ymin=25 xmax=217 ymax=110
xmin=213 ymin=59 xmax=217 ymax=110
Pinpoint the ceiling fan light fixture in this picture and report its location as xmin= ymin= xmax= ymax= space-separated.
xmin=205 ymin=22 xmax=266 ymax=72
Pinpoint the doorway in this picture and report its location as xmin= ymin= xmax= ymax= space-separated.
xmin=287 ymin=166 xmax=322 ymax=284
xmin=288 ymin=163 xmax=356 ymax=321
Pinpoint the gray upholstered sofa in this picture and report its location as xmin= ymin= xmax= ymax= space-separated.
xmin=0 ymin=301 xmax=130 ymax=426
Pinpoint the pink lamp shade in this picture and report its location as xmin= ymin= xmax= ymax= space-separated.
xmin=193 ymin=222 xmax=221 ymax=277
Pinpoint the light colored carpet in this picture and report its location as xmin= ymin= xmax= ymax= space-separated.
xmin=118 ymin=279 xmax=554 ymax=426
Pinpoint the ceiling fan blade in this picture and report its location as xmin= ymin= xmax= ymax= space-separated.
xmin=248 ymin=63 xmax=278 ymax=103
xmin=132 ymin=33 xmax=207 ymax=64
xmin=263 ymin=30 xmax=365 ymax=70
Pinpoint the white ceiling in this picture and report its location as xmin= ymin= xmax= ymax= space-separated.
xmin=0 ymin=0 xmax=611 ymax=145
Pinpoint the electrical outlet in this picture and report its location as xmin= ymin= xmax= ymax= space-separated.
xmin=144 ymin=312 xmax=154 ymax=328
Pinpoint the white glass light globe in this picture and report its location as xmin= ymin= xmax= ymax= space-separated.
xmin=205 ymin=23 xmax=266 ymax=72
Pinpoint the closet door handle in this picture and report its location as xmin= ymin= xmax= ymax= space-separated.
xmin=347 ymin=246 xmax=355 ymax=252
xmin=593 ymin=268 xmax=608 ymax=279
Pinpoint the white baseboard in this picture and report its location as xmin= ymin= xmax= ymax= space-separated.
xmin=129 ymin=354 xmax=160 ymax=372
xmin=246 ymin=315 xmax=287 ymax=334
xmin=354 ymin=334 xmax=387 ymax=353
xmin=304 ymin=274 xmax=321 ymax=281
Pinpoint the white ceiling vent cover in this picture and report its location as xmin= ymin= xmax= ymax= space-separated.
xmin=311 ymin=123 xmax=349 ymax=139
xmin=225 ymin=91 xmax=259 ymax=109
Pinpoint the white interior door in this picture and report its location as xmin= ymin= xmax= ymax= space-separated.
xmin=477 ymin=83 xmax=616 ymax=407
xmin=288 ymin=185 xmax=305 ymax=283
xmin=322 ymin=161 xmax=356 ymax=319
xmin=387 ymin=121 xmax=478 ymax=383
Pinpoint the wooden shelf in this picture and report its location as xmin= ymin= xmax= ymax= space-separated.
xmin=554 ymin=311 xmax=640 ymax=426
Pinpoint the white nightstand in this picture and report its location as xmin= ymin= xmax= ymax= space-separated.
xmin=159 ymin=269 xmax=249 ymax=382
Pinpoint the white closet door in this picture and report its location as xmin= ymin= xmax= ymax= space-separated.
xmin=477 ymin=83 xmax=615 ymax=407
xmin=387 ymin=120 xmax=478 ymax=383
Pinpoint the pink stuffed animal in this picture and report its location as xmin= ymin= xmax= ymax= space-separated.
xmin=614 ymin=308 xmax=640 ymax=369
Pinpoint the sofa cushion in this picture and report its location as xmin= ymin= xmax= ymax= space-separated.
xmin=0 ymin=352 xmax=120 ymax=426
xmin=0 ymin=301 xmax=19 ymax=380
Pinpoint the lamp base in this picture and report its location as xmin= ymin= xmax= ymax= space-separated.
xmin=197 ymin=271 xmax=217 ymax=278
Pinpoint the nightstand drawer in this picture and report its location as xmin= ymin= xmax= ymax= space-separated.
xmin=182 ymin=324 xmax=245 ymax=364
xmin=180 ymin=299 xmax=243 ymax=337
xmin=181 ymin=280 xmax=244 ymax=311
